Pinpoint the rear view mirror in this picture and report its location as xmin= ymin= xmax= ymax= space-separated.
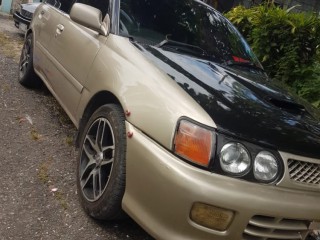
xmin=70 ymin=3 xmax=109 ymax=36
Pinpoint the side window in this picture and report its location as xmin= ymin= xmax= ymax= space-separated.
xmin=46 ymin=0 xmax=61 ymax=8
xmin=120 ymin=1 xmax=137 ymax=36
xmin=46 ymin=0 xmax=74 ymax=13
xmin=76 ymin=0 xmax=109 ymax=18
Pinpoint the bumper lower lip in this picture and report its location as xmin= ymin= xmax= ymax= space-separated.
xmin=123 ymin=121 xmax=320 ymax=240
xmin=13 ymin=11 xmax=31 ymax=28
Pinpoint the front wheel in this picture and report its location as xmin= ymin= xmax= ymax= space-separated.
xmin=77 ymin=104 xmax=126 ymax=220
xmin=19 ymin=33 xmax=41 ymax=88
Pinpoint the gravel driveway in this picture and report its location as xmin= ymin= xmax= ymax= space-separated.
xmin=0 ymin=14 xmax=153 ymax=240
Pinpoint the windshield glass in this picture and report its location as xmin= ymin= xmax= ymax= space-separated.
xmin=119 ymin=0 xmax=260 ymax=67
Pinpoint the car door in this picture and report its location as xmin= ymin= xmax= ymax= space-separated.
xmin=32 ymin=3 xmax=59 ymax=49
xmin=46 ymin=1 xmax=110 ymax=123
xmin=32 ymin=3 xmax=61 ymax=88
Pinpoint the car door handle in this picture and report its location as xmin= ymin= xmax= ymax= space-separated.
xmin=55 ymin=24 xmax=65 ymax=37
xmin=57 ymin=24 xmax=64 ymax=32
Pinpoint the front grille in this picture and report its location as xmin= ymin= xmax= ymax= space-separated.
xmin=288 ymin=159 xmax=320 ymax=186
xmin=21 ymin=9 xmax=33 ymax=19
xmin=243 ymin=215 xmax=310 ymax=240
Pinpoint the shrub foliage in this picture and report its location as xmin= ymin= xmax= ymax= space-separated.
xmin=226 ymin=4 xmax=320 ymax=108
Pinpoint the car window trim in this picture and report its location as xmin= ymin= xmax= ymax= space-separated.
xmin=111 ymin=0 xmax=119 ymax=35
xmin=44 ymin=0 xmax=76 ymax=14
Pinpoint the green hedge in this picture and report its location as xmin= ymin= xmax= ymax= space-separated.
xmin=225 ymin=4 xmax=320 ymax=109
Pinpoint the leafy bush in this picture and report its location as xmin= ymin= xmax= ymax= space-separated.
xmin=226 ymin=4 xmax=320 ymax=108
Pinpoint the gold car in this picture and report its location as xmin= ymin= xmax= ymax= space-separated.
xmin=19 ymin=0 xmax=320 ymax=239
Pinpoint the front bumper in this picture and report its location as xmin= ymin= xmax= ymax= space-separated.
xmin=123 ymin=122 xmax=320 ymax=240
xmin=13 ymin=11 xmax=31 ymax=29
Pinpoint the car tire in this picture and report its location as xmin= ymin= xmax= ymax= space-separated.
xmin=307 ymin=232 xmax=320 ymax=240
xmin=18 ymin=33 xmax=41 ymax=88
xmin=77 ymin=104 xmax=126 ymax=220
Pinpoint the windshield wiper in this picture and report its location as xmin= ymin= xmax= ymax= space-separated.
xmin=156 ymin=39 xmax=210 ymax=58
xmin=224 ymin=60 xmax=265 ymax=72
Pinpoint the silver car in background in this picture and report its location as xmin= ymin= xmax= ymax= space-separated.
xmin=13 ymin=2 xmax=40 ymax=31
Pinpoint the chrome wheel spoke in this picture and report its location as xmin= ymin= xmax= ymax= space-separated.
xmin=98 ymin=168 xmax=102 ymax=196
xmin=92 ymin=171 xmax=97 ymax=199
xmin=85 ymin=135 xmax=99 ymax=154
xmin=80 ymin=157 xmax=96 ymax=181
xmin=101 ymin=143 xmax=115 ymax=167
xmin=92 ymin=168 xmax=102 ymax=200
xmin=20 ymin=54 xmax=27 ymax=65
xmin=96 ymin=119 xmax=106 ymax=150
xmin=101 ymin=158 xmax=114 ymax=166
xmin=80 ymin=142 xmax=97 ymax=190
xmin=20 ymin=60 xmax=28 ymax=72
xmin=83 ymin=142 xmax=95 ymax=161
xmin=81 ymin=171 xmax=93 ymax=190
xmin=101 ymin=145 xmax=114 ymax=153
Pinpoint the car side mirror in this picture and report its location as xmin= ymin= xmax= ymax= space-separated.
xmin=70 ymin=3 xmax=109 ymax=36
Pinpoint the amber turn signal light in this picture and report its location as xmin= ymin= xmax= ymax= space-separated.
xmin=174 ymin=120 xmax=213 ymax=167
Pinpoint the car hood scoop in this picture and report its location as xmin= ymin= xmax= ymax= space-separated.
xmin=135 ymin=44 xmax=320 ymax=158
xmin=225 ymin=71 xmax=308 ymax=116
xmin=268 ymin=98 xmax=306 ymax=115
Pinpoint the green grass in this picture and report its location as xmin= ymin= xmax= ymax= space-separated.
xmin=0 ymin=32 xmax=23 ymax=61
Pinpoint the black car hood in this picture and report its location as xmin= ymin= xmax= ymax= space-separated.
xmin=137 ymin=44 xmax=320 ymax=158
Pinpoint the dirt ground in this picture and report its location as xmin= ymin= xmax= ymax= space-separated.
xmin=0 ymin=14 xmax=153 ymax=240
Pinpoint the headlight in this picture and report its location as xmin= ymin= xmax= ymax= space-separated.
xmin=219 ymin=143 xmax=251 ymax=175
xmin=173 ymin=120 xmax=214 ymax=167
xmin=254 ymin=151 xmax=278 ymax=182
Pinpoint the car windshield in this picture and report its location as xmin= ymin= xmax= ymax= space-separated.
xmin=119 ymin=0 xmax=261 ymax=68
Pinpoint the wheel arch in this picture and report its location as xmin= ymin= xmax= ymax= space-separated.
xmin=75 ymin=90 xmax=123 ymax=147
xmin=26 ymin=28 xmax=32 ymax=37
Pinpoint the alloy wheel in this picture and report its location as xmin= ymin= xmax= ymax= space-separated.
xmin=79 ymin=118 xmax=115 ymax=202
xmin=19 ymin=37 xmax=31 ymax=79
